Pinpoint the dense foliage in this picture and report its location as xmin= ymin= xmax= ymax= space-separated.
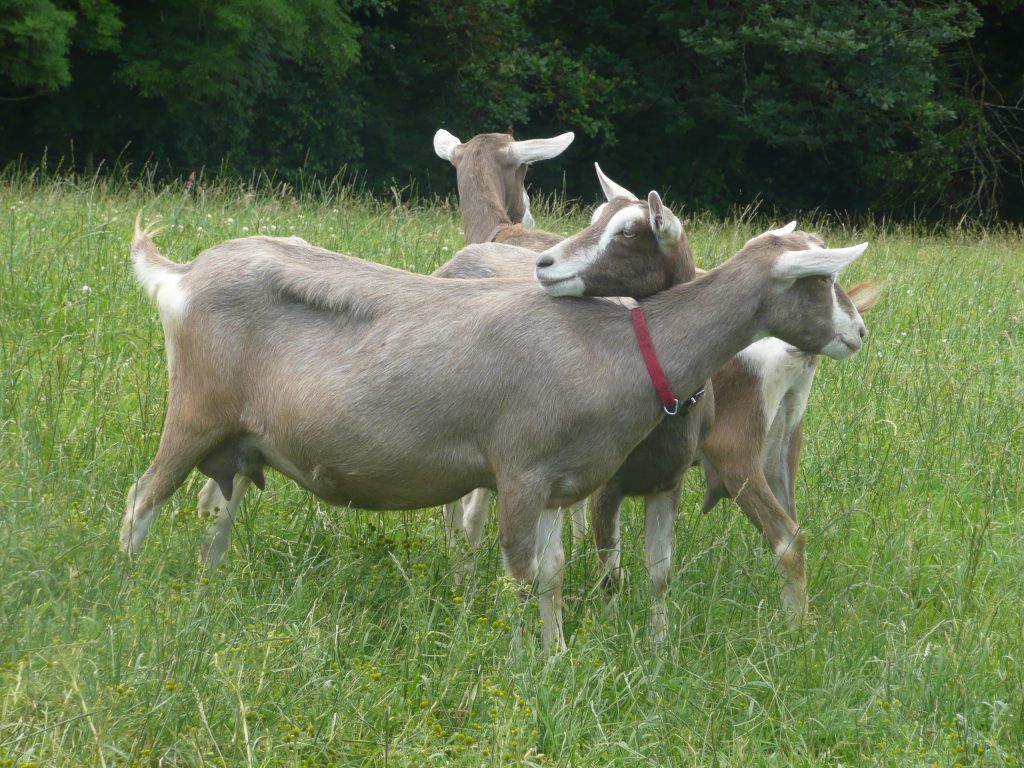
xmin=2 ymin=0 xmax=1022 ymax=218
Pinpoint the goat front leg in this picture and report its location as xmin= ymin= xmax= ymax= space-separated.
xmin=782 ymin=421 xmax=804 ymax=521
xmin=711 ymin=456 xmax=807 ymax=626
xmin=645 ymin=484 xmax=683 ymax=644
xmin=496 ymin=485 xmax=565 ymax=650
xmin=535 ymin=506 xmax=567 ymax=651
xmin=590 ymin=483 xmax=625 ymax=594
xmin=198 ymin=475 xmax=252 ymax=568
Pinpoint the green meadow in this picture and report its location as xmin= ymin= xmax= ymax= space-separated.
xmin=1 ymin=174 xmax=1021 ymax=767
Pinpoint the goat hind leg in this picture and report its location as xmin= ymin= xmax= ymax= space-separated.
xmin=199 ymin=475 xmax=252 ymax=569
xmin=121 ymin=426 xmax=217 ymax=557
xmin=444 ymin=488 xmax=492 ymax=585
xmin=569 ymin=499 xmax=588 ymax=544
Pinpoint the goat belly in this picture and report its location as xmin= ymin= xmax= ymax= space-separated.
xmin=253 ymin=443 xmax=488 ymax=510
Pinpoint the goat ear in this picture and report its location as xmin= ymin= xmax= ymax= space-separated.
xmin=506 ymin=132 xmax=575 ymax=165
xmin=846 ymin=281 xmax=884 ymax=313
xmin=647 ymin=191 xmax=682 ymax=246
xmin=594 ymin=162 xmax=638 ymax=202
xmin=772 ymin=243 xmax=869 ymax=280
xmin=745 ymin=220 xmax=797 ymax=246
xmin=765 ymin=220 xmax=797 ymax=237
xmin=433 ymin=129 xmax=463 ymax=163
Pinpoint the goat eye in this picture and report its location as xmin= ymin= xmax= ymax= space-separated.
xmin=620 ymin=230 xmax=636 ymax=239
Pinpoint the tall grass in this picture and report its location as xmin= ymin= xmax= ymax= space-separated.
xmin=0 ymin=172 xmax=1021 ymax=767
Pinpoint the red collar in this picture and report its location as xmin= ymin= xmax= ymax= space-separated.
xmin=624 ymin=299 xmax=706 ymax=416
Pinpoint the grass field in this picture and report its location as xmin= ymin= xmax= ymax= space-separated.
xmin=1 ymin=173 xmax=1022 ymax=767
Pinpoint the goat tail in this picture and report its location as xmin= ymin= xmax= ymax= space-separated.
xmin=847 ymin=280 xmax=884 ymax=314
xmin=131 ymin=212 xmax=190 ymax=321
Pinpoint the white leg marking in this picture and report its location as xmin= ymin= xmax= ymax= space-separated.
xmin=462 ymin=488 xmax=491 ymax=549
xmin=773 ymin=531 xmax=807 ymax=626
xmin=597 ymin=509 xmax=622 ymax=589
xmin=536 ymin=507 xmax=567 ymax=651
xmin=444 ymin=488 xmax=491 ymax=585
xmin=442 ymin=497 xmax=463 ymax=550
xmin=199 ymin=475 xmax=251 ymax=569
xmin=120 ymin=477 xmax=162 ymax=556
xmin=645 ymin=490 xmax=678 ymax=644
xmin=569 ymin=499 xmax=588 ymax=544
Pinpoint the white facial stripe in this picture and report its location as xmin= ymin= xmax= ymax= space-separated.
xmin=599 ymin=205 xmax=646 ymax=250
xmin=534 ymin=204 xmax=646 ymax=281
xmin=820 ymin=282 xmax=866 ymax=359
xmin=833 ymin=282 xmax=865 ymax=336
xmin=590 ymin=202 xmax=608 ymax=225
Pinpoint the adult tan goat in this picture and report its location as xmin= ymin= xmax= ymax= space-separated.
xmin=121 ymin=213 xmax=866 ymax=648
xmin=192 ymin=129 xmax=579 ymax=563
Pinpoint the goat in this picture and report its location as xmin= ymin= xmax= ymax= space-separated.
xmin=431 ymin=129 xmax=602 ymax=569
xmin=121 ymin=214 xmax=867 ymax=649
xmin=192 ymin=129 xmax=580 ymax=553
xmin=433 ymin=129 xmax=573 ymax=248
xmin=434 ymin=163 xmax=877 ymax=626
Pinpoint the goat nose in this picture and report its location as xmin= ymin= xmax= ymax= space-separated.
xmin=859 ymin=324 xmax=868 ymax=339
xmin=536 ymin=255 xmax=554 ymax=269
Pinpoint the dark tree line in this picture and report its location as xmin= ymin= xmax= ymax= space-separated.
xmin=2 ymin=0 xmax=1022 ymax=219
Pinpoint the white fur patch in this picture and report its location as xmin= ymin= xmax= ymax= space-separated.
xmin=133 ymin=242 xmax=189 ymax=324
xmin=538 ymin=275 xmax=586 ymax=297
xmin=153 ymin=272 xmax=189 ymax=324
xmin=737 ymin=338 xmax=815 ymax=432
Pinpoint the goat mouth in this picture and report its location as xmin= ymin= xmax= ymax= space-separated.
xmin=839 ymin=335 xmax=862 ymax=352
xmin=535 ymin=272 xmax=585 ymax=297
xmin=536 ymin=274 xmax=569 ymax=287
